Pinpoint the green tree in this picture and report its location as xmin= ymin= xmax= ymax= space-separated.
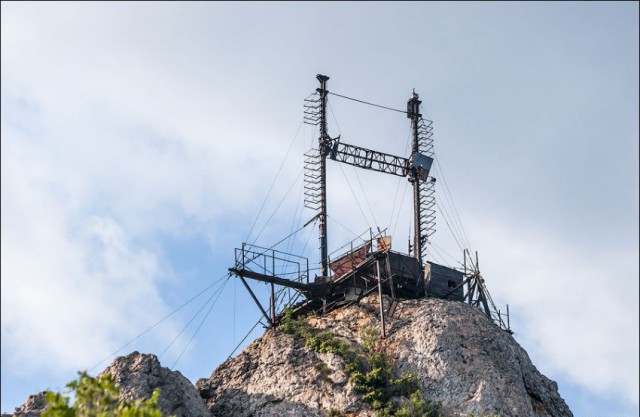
xmin=42 ymin=371 xmax=170 ymax=417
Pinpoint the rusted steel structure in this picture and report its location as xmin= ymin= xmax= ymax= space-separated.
xmin=229 ymin=75 xmax=511 ymax=336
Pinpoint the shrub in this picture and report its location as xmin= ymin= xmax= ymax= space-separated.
xmin=42 ymin=371 xmax=168 ymax=417
xmin=278 ymin=315 xmax=442 ymax=416
xmin=395 ymin=390 xmax=443 ymax=417
xmin=392 ymin=371 xmax=420 ymax=397
xmin=326 ymin=407 xmax=344 ymax=417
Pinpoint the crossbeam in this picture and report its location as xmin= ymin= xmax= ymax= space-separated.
xmin=327 ymin=139 xmax=409 ymax=177
xmin=229 ymin=268 xmax=312 ymax=292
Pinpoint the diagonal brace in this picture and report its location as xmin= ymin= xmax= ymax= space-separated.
xmin=238 ymin=276 xmax=273 ymax=327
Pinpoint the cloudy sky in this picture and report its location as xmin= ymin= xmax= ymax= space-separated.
xmin=1 ymin=2 xmax=638 ymax=416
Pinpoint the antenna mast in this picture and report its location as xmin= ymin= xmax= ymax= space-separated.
xmin=317 ymin=74 xmax=330 ymax=278
xmin=408 ymin=91 xmax=423 ymax=266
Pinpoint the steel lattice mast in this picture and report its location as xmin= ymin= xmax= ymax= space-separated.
xmin=229 ymin=74 xmax=512 ymax=334
xmin=308 ymin=75 xmax=434 ymax=278
xmin=316 ymin=74 xmax=330 ymax=278
xmin=408 ymin=91 xmax=423 ymax=266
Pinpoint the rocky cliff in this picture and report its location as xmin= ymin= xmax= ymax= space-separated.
xmin=196 ymin=295 xmax=572 ymax=417
xmin=7 ymin=295 xmax=573 ymax=417
xmin=99 ymin=352 xmax=210 ymax=417
xmin=8 ymin=353 xmax=209 ymax=417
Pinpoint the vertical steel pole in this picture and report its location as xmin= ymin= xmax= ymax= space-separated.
xmin=463 ymin=249 xmax=468 ymax=303
xmin=408 ymin=91 xmax=423 ymax=267
xmin=376 ymin=259 xmax=387 ymax=338
xmin=271 ymin=250 xmax=276 ymax=325
xmin=270 ymin=282 xmax=276 ymax=325
xmin=317 ymin=74 xmax=330 ymax=278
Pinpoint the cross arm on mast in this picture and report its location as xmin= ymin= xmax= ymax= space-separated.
xmin=327 ymin=138 xmax=410 ymax=178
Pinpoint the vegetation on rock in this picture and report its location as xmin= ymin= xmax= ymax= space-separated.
xmin=42 ymin=371 xmax=170 ymax=417
xmin=279 ymin=310 xmax=443 ymax=416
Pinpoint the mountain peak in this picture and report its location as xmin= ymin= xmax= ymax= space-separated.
xmin=8 ymin=295 xmax=572 ymax=417
xmin=197 ymin=295 xmax=572 ymax=417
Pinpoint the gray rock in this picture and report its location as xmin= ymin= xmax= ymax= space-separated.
xmin=7 ymin=353 xmax=209 ymax=417
xmin=197 ymin=295 xmax=573 ymax=417
xmin=386 ymin=297 xmax=573 ymax=417
xmin=6 ymin=296 xmax=573 ymax=417
xmin=100 ymin=351 xmax=210 ymax=417
xmin=11 ymin=392 xmax=48 ymax=417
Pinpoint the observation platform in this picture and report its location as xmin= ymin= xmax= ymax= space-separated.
xmin=229 ymin=233 xmax=464 ymax=323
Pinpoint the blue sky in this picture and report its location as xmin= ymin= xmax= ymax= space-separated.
xmin=1 ymin=2 xmax=638 ymax=416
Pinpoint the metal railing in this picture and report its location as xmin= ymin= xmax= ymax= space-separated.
xmin=235 ymin=243 xmax=310 ymax=284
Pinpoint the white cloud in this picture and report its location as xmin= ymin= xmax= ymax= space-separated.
xmin=470 ymin=217 xmax=639 ymax=406
xmin=1 ymin=147 xmax=173 ymax=375
xmin=0 ymin=3 xmax=302 ymax=386
xmin=1 ymin=2 xmax=637 ymax=415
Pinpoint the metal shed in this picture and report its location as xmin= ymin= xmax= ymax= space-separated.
xmin=425 ymin=262 xmax=464 ymax=301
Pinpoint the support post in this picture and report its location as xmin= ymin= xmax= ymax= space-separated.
xmin=270 ymin=282 xmax=276 ymax=325
xmin=271 ymin=252 xmax=276 ymax=324
xmin=385 ymin=254 xmax=398 ymax=318
xmin=407 ymin=91 xmax=423 ymax=267
xmin=376 ymin=259 xmax=387 ymax=338
xmin=463 ymin=249 xmax=468 ymax=302
xmin=317 ymin=74 xmax=330 ymax=278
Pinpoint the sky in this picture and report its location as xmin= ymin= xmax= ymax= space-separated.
xmin=1 ymin=2 xmax=638 ymax=416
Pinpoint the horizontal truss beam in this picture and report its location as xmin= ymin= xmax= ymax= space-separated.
xmin=328 ymin=140 xmax=409 ymax=177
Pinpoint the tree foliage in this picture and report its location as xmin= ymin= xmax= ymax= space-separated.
xmin=42 ymin=371 xmax=169 ymax=417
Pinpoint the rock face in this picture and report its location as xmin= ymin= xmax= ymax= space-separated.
xmin=196 ymin=296 xmax=573 ymax=417
xmin=7 ymin=296 xmax=573 ymax=417
xmin=7 ymin=353 xmax=209 ymax=417
xmin=99 ymin=352 xmax=210 ymax=417
xmin=9 ymin=392 xmax=47 ymax=417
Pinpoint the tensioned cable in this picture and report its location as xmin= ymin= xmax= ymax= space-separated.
xmin=227 ymin=317 xmax=263 ymax=359
xmin=329 ymin=91 xmax=407 ymax=115
xmin=433 ymin=157 xmax=473 ymax=251
xmin=88 ymin=272 xmax=230 ymax=372
xmin=427 ymin=244 xmax=447 ymax=265
xmin=228 ymin=279 xmax=299 ymax=361
xmin=278 ymin=185 xmax=305 ymax=277
xmin=284 ymin=187 xmax=304 ymax=256
xmin=299 ymin=218 xmax=317 ymax=256
xmin=415 ymin=107 xmax=470 ymax=251
xmin=351 ymin=166 xmax=379 ymax=228
xmin=388 ymin=129 xmax=413 ymax=231
xmin=159 ymin=274 xmax=229 ymax=361
xmin=171 ymin=276 xmax=230 ymax=368
xmin=434 ymin=191 xmax=466 ymax=248
xmin=327 ymin=214 xmax=359 ymax=239
xmin=251 ymin=169 xmax=303 ymax=244
xmin=328 ymin=101 xmax=342 ymax=135
xmin=329 ymin=101 xmax=378 ymax=233
xmin=245 ymin=120 xmax=304 ymax=243
xmin=242 ymin=217 xmax=318 ymax=270
xmin=337 ymin=163 xmax=373 ymax=229
xmin=392 ymin=180 xmax=410 ymax=237
xmin=435 ymin=199 xmax=465 ymax=253
xmin=433 ymin=168 xmax=470 ymax=252
xmin=268 ymin=219 xmax=315 ymax=251
xmin=428 ymin=241 xmax=465 ymax=269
